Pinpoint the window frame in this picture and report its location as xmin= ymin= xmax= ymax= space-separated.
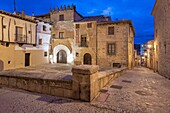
xmin=107 ymin=43 xmax=116 ymax=55
xmin=59 ymin=32 xmax=64 ymax=39
xmin=108 ymin=26 xmax=114 ymax=35
xmin=59 ymin=14 xmax=64 ymax=21
xmin=87 ymin=23 xmax=92 ymax=28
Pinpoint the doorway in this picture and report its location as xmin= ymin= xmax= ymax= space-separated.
xmin=83 ymin=53 xmax=92 ymax=65
xmin=0 ymin=60 xmax=4 ymax=71
xmin=57 ymin=50 xmax=67 ymax=63
xmin=25 ymin=53 xmax=30 ymax=67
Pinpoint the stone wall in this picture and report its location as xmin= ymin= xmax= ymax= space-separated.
xmin=152 ymin=0 xmax=170 ymax=78
xmin=97 ymin=23 xmax=133 ymax=68
xmin=0 ymin=65 xmax=127 ymax=102
xmin=0 ymin=74 xmax=73 ymax=98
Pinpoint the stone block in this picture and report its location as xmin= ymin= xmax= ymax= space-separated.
xmin=64 ymin=89 xmax=72 ymax=98
xmin=9 ymin=78 xmax=17 ymax=87
xmin=1 ymin=77 xmax=8 ymax=86
xmin=16 ymin=78 xmax=28 ymax=90
xmin=50 ymin=87 xmax=64 ymax=97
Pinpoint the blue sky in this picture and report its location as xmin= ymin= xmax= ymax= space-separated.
xmin=0 ymin=0 xmax=155 ymax=44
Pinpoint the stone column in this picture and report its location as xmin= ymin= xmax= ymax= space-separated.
xmin=72 ymin=65 xmax=99 ymax=102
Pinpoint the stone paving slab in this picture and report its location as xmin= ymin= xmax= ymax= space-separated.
xmin=0 ymin=67 xmax=169 ymax=113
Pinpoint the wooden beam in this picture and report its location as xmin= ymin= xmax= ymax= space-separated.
xmin=1 ymin=16 xmax=4 ymax=41
xmin=8 ymin=18 xmax=11 ymax=42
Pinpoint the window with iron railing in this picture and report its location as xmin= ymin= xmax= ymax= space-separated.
xmin=80 ymin=37 xmax=88 ymax=47
xmin=15 ymin=26 xmax=26 ymax=43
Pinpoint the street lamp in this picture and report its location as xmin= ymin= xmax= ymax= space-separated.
xmin=148 ymin=44 xmax=152 ymax=48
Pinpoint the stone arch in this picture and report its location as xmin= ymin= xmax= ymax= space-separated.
xmin=0 ymin=60 xmax=4 ymax=71
xmin=53 ymin=44 xmax=73 ymax=63
xmin=83 ymin=53 xmax=92 ymax=65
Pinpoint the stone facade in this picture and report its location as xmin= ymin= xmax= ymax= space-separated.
xmin=36 ymin=5 xmax=135 ymax=69
xmin=97 ymin=21 xmax=134 ymax=69
xmin=152 ymin=0 xmax=170 ymax=78
xmin=0 ymin=10 xmax=48 ymax=70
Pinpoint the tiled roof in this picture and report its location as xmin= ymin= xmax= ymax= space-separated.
xmin=77 ymin=15 xmax=110 ymax=23
xmin=0 ymin=10 xmax=36 ymax=23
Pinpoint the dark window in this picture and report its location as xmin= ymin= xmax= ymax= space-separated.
xmin=155 ymin=29 xmax=157 ymax=37
xmin=87 ymin=23 xmax=92 ymax=28
xmin=59 ymin=14 xmax=64 ymax=21
xmin=49 ymin=27 xmax=51 ymax=31
xmin=59 ymin=32 xmax=64 ymax=39
xmin=107 ymin=43 xmax=116 ymax=55
xmin=81 ymin=36 xmax=88 ymax=47
xmin=76 ymin=24 xmax=80 ymax=29
xmin=164 ymin=41 xmax=166 ymax=54
xmin=108 ymin=26 xmax=114 ymax=35
xmin=44 ymin=52 xmax=47 ymax=57
xmin=43 ymin=25 xmax=46 ymax=31
xmin=28 ymin=31 xmax=31 ymax=34
xmin=39 ymin=39 xmax=42 ymax=45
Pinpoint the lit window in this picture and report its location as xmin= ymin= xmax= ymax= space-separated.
xmin=107 ymin=43 xmax=116 ymax=55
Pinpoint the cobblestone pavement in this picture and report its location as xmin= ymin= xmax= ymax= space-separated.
xmin=0 ymin=67 xmax=170 ymax=113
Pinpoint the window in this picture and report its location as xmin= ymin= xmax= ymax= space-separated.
xmin=59 ymin=32 xmax=64 ymax=39
xmin=28 ymin=31 xmax=31 ymax=34
xmin=107 ymin=43 xmax=116 ymax=55
xmin=108 ymin=26 xmax=114 ymax=35
xmin=16 ymin=26 xmax=24 ymax=42
xmin=59 ymin=14 xmax=64 ymax=21
xmin=87 ymin=23 xmax=92 ymax=28
xmin=81 ymin=36 xmax=88 ymax=47
xmin=43 ymin=25 xmax=46 ymax=31
xmin=76 ymin=24 xmax=80 ymax=29
xmin=44 ymin=52 xmax=47 ymax=57
xmin=39 ymin=39 xmax=42 ymax=45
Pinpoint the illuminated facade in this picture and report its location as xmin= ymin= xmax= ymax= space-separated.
xmin=36 ymin=5 xmax=135 ymax=69
xmin=152 ymin=0 xmax=170 ymax=78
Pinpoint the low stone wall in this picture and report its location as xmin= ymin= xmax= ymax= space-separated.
xmin=0 ymin=74 xmax=72 ymax=98
xmin=0 ymin=65 xmax=127 ymax=102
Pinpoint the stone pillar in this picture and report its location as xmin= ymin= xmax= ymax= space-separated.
xmin=72 ymin=65 xmax=99 ymax=102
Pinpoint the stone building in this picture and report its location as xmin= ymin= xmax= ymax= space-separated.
xmin=145 ymin=40 xmax=154 ymax=69
xmin=0 ymin=10 xmax=48 ymax=70
xmin=36 ymin=5 xmax=135 ymax=69
xmin=152 ymin=0 xmax=170 ymax=78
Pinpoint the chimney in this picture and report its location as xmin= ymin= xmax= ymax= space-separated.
xmin=105 ymin=16 xmax=111 ymax=22
xmin=21 ymin=10 xmax=25 ymax=17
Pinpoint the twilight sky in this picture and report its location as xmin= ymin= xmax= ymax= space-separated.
xmin=0 ymin=0 xmax=155 ymax=44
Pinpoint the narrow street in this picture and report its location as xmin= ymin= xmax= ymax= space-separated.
xmin=0 ymin=67 xmax=170 ymax=113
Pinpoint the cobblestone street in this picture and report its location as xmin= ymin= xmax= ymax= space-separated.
xmin=0 ymin=67 xmax=170 ymax=113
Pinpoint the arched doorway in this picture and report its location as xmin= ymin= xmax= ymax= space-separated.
xmin=0 ymin=60 xmax=4 ymax=71
xmin=84 ymin=53 xmax=92 ymax=65
xmin=57 ymin=50 xmax=67 ymax=63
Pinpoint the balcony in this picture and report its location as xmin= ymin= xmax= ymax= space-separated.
xmin=79 ymin=42 xmax=88 ymax=47
xmin=15 ymin=34 xmax=26 ymax=43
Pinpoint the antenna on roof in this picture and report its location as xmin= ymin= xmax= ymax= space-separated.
xmin=14 ymin=0 xmax=16 ymax=13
